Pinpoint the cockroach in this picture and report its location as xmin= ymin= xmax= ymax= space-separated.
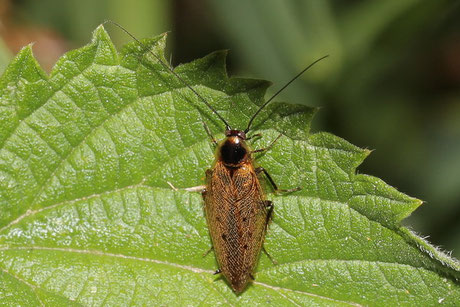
xmin=198 ymin=57 xmax=326 ymax=293
xmin=104 ymin=20 xmax=328 ymax=293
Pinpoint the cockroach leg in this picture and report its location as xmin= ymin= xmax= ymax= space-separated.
xmin=202 ymin=246 xmax=213 ymax=257
xmin=184 ymin=185 xmax=207 ymax=193
xmin=255 ymin=167 xmax=301 ymax=193
xmin=203 ymin=121 xmax=218 ymax=146
xmin=263 ymin=200 xmax=273 ymax=209
xmin=167 ymin=181 xmax=206 ymax=193
xmin=246 ymin=133 xmax=262 ymax=141
xmin=262 ymin=246 xmax=278 ymax=265
xmin=251 ymin=133 xmax=282 ymax=153
xmin=262 ymin=201 xmax=278 ymax=265
xmin=263 ymin=200 xmax=274 ymax=228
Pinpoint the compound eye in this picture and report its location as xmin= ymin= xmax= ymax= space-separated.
xmin=220 ymin=139 xmax=247 ymax=164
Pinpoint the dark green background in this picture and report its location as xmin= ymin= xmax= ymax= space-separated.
xmin=1 ymin=0 xmax=458 ymax=258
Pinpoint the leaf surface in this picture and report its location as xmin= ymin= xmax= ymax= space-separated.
xmin=0 ymin=25 xmax=458 ymax=306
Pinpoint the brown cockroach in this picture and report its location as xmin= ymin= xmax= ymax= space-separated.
xmin=105 ymin=20 xmax=327 ymax=293
xmin=202 ymin=129 xmax=292 ymax=293
xmin=198 ymin=68 xmax=328 ymax=292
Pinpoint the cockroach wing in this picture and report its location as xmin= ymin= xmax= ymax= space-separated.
xmin=203 ymin=161 xmax=269 ymax=293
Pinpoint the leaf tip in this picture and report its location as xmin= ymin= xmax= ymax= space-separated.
xmin=92 ymin=24 xmax=112 ymax=43
xmin=0 ymin=42 xmax=47 ymax=84
xmin=415 ymin=198 xmax=424 ymax=209
xmin=14 ymin=43 xmax=35 ymax=62
xmin=363 ymin=148 xmax=373 ymax=156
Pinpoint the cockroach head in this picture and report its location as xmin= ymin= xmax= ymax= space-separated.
xmin=225 ymin=130 xmax=247 ymax=140
xmin=219 ymin=134 xmax=249 ymax=166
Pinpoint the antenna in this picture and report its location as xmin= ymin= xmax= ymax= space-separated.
xmin=245 ymin=55 xmax=329 ymax=133
xmin=103 ymin=20 xmax=232 ymax=130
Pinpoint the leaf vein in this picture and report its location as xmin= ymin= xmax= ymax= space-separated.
xmin=253 ymin=280 xmax=363 ymax=307
xmin=0 ymin=267 xmax=45 ymax=307
xmin=0 ymin=246 xmax=214 ymax=275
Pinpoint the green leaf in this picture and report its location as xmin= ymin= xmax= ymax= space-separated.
xmin=0 ymin=25 xmax=458 ymax=306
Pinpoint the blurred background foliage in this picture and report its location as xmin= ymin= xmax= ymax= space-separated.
xmin=0 ymin=0 xmax=458 ymax=258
